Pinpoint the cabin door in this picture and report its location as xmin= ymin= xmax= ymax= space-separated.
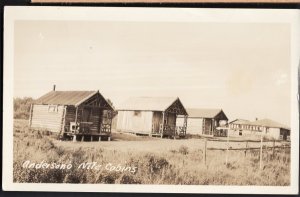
xmin=152 ymin=112 xmax=162 ymax=133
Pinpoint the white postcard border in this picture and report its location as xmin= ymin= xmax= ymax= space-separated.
xmin=3 ymin=6 xmax=300 ymax=194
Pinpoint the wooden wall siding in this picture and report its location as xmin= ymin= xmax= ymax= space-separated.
xmin=152 ymin=111 xmax=162 ymax=133
xmin=116 ymin=111 xmax=153 ymax=133
xmin=31 ymin=104 xmax=64 ymax=132
xmin=87 ymin=107 xmax=101 ymax=133
xmin=177 ymin=118 xmax=204 ymax=135
xmin=111 ymin=115 xmax=118 ymax=130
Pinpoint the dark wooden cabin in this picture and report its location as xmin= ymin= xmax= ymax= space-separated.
xmin=116 ymin=97 xmax=188 ymax=138
xmin=29 ymin=90 xmax=114 ymax=141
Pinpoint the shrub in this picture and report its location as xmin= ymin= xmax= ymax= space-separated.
xmin=118 ymin=174 xmax=141 ymax=184
xmin=14 ymin=97 xmax=34 ymax=120
xmin=178 ymin=145 xmax=189 ymax=155
xmin=144 ymin=154 xmax=170 ymax=173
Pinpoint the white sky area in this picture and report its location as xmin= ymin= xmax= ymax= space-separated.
xmin=14 ymin=21 xmax=291 ymax=126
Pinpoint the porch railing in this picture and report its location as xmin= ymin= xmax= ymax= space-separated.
xmin=69 ymin=122 xmax=111 ymax=135
xmin=100 ymin=124 xmax=112 ymax=134
xmin=156 ymin=124 xmax=186 ymax=136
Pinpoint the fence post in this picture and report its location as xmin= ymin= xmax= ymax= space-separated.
xmin=245 ymin=140 xmax=248 ymax=157
xmin=272 ymin=139 xmax=275 ymax=158
xmin=204 ymin=139 xmax=207 ymax=166
xmin=259 ymin=133 xmax=263 ymax=170
xmin=225 ymin=131 xmax=229 ymax=165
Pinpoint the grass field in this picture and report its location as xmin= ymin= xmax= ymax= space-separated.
xmin=13 ymin=119 xmax=290 ymax=185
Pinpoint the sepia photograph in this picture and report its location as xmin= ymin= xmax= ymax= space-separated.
xmin=3 ymin=6 xmax=299 ymax=194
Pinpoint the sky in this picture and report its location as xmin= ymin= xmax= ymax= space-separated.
xmin=14 ymin=21 xmax=291 ymax=125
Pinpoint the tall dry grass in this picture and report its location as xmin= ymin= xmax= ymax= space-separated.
xmin=13 ymin=119 xmax=290 ymax=185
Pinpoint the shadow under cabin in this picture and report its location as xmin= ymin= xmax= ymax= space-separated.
xmin=28 ymin=90 xmax=115 ymax=141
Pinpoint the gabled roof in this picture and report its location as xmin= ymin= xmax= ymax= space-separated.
xmin=117 ymin=97 xmax=185 ymax=113
xmin=186 ymin=108 xmax=227 ymax=119
xmin=229 ymin=119 xmax=252 ymax=125
xmin=252 ymin=118 xmax=290 ymax=130
xmin=35 ymin=90 xmax=98 ymax=106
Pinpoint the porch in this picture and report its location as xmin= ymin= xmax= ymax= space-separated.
xmin=202 ymin=118 xmax=228 ymax=137
xmin=151 ymin=111 xmax=188 ymax=138
xmin=152 ymin=124 xmax=187 ymax=138
xmin=63 ymin=104 xmax=114 ymax=141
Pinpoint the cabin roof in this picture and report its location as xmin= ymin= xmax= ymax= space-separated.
xmin=34 ymin=91 xmax=98 ymax=106
xmin=117 ymin=97 xmax=184 ymax=112
xmin=229 ymin=118 xmax=290 ymax=130
xmin=229 ymin=119 xmax=252 ymax=125
xmin=251 ymin=118 xmax=290 ymax=130
xmin=186 ymin=108 xmax=227 ymax=119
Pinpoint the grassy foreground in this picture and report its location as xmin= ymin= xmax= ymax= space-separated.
xmin=13 ymin=119 xmax=290 ymax=185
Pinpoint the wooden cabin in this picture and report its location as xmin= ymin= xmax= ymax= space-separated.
xmin=251 ymin=119 xmax=290 ymax=140
xmin=228 ymin=119 xmax=255 ymax=136
xmin=177 ymin=108 xmax=228 ymax=137
xmin=229 ymin=118 xmax=290 ymax=140
xmin=116 ymin=97 xmax=188 ymax=138
xmin=29 ymin=90 xmax=114 ymax=141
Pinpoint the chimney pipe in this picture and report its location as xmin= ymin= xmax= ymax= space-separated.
xmin=53 ymin=85 xmax=56 ymax=91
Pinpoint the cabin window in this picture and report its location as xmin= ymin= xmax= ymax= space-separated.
xmin=134 ymin=111 xmax=141 ymax=117
xmin=239 ymin=131 xmax=242 ymax=136
xmin=48 ymin=105 xmax=58 ymax=113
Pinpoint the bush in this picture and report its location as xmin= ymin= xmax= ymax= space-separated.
xmin=118 ymin=174 xmax=141 ymax=184
xmin=179 ymin=145 xmax=189 ymax=155
xmin=14 ymin=97 xmax=34 ymax=120
xmin=144 ymin=154 xmax=170 ymax=173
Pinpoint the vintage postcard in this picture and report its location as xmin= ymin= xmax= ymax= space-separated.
xmin=3 ymin=6 xmax=300 ymax=194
